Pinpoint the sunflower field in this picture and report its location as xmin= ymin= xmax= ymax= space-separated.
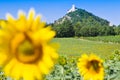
xmin=45 ymin=50 xmax=120 ymax=80
xmin=0 ymin=50 xmax=120 ymax=80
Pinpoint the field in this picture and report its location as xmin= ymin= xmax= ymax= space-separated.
xmin=46 ymin=37 xmax=120 ymax=80
xmin=52 ymin=37 xmax=120 ymax=59
xmin=83 ymin=35 xmax=120 ymax=43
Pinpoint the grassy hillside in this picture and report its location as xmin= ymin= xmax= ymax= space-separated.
xmin=52 ymin=38 xmax=120 ymax=59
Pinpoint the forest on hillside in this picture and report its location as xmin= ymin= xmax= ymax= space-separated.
xmin=51 ymin=9 xmax=120 ymax=37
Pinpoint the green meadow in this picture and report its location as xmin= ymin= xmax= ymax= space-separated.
xmin=83 ymin=35 xmax=120 ymax=43
xmin=52 ymin=37 xmax=120 ymax=59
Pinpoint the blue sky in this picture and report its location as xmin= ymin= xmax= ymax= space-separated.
xmin=0 ymin=0 xmax=120 ymax=25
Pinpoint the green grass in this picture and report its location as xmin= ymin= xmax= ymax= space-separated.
xmin=83 ymin=35 xmax=120 ymax=43
xmin=52 ymin=38 xmax=120 ymax=59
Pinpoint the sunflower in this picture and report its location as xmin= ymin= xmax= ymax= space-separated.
xmin=0 ymin=9 xmax=58 ymax=80
xmin=77 ymin=54 xmax=104 ymax=80
xmin=58 ymin=56 xmax=67 ymax=66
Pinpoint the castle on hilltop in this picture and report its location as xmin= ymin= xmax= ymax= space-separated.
xmin=67 ymin=4 xmax=77 ymax=13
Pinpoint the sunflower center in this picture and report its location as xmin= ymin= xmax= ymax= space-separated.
xmin=87 ymin=60 xmax=100 ymax=73
xmin=15 ymin=40 xmax=43 ymax=64
xmin=18 ymin=40 xmax=34 ymax=56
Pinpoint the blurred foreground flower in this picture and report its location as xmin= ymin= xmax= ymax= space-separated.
xmin=77 ymin=54 xmax=104 ymax=80
xmin=0 ymin=9 xmax=58 ymax=80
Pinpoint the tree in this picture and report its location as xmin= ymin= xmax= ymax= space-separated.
xmin=114 ymin=25 xmax=120 ymax=35
xmin=74 ymin=21 xmax=82 ymax=37
xmin=88 ymin=26 xmax=99 ymax=36
xmin=80 ymin=26 xmax=90 ymax=37
xmin=53 ymin=19 xmax=75 ymax=37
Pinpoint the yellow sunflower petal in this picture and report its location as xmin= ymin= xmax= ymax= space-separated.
xmin=3 ymin=58 xmax=17 ymax=76
xmin=6 ymin=13 xmax=15 ymax=22
xmin=32 ymin=27 xmax=55 ymax=45
xmin=31 ymin=15 xmax=41 ymax=31
xmin=22 ymin=64 xmax=42 ymax=80
xmin=31 ymin=15 xmax=45 ymax=31
xmin=38 ymin=61 xmax=50 ymax=74
xmin=0 ymin=53 xmax=8 ymax=66
xmin=10 ymin=61 xmax=23 ymax=79
xmin=27 ymin=8 xmax=35 ymax=21
xmin=18 ymin=10 xmax=26 ymax=20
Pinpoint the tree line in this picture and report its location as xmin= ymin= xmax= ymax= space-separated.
xmin=51 ymin=19 xmax=120 ymax=37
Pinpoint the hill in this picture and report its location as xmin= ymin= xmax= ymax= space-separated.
xmin=52 ymin=5 xmax=116 ymax=37
xmin=54 ymin=5 xmax=109 ymax=26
